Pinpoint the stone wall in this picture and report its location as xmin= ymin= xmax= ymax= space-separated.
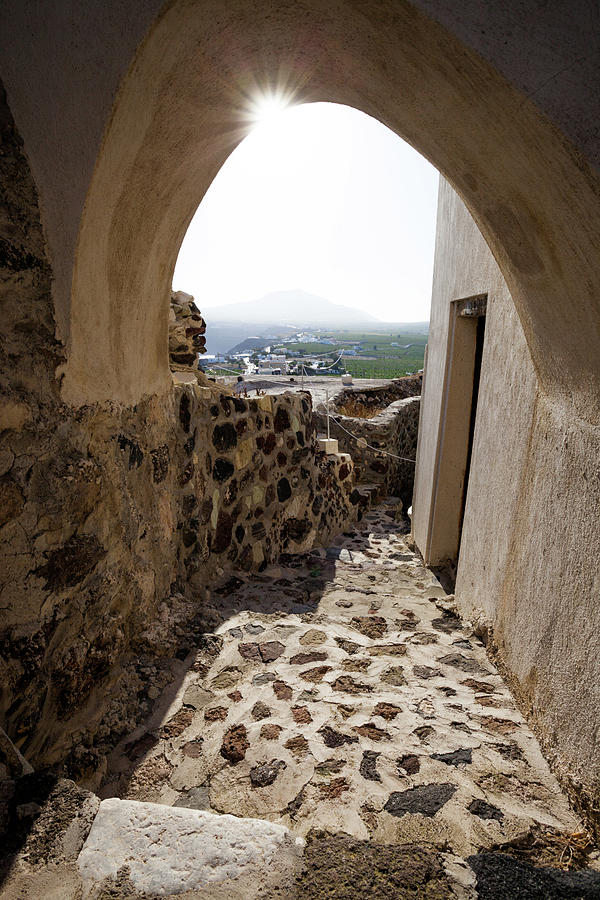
xmin=169 ymin=291 xmax=206 ymax=371
xmin=334 ymin=375 xmax=422 ymax=412
xmin=0 ymin=85 xmax=358 ymax=779
xmin=314 ymin=385 xmax=421 ymax=512
xmin=177 ymin=385 xmax=358 ymax=588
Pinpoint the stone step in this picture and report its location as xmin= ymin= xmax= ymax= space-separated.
xmin=77 ymin=798 xmax=304 ymax=898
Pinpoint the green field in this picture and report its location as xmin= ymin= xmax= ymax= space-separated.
xmin=292 ymin=330 xmax=427 ymax=378
xmin=205 ymin=327 xmax=428 ymax=380
xmin=343 ymin=356 xmax=423 ymax=379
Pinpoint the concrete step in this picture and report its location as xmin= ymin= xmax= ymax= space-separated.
xmin=77 ymin=799 xmax=304 ymax=898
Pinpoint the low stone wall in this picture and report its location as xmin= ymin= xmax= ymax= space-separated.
xmin=314 ymin=395 xmax=420 ymax=512
xmin=0 ymin=381 xmax=358 ymax=779
xmin=176 ymin=384 xmax=359 ymax=586
xmin=335 ymin=375 xmax=421 ymax=412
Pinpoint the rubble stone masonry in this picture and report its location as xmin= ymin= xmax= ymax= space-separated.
xmin=0 ymin=85 xmax=358 ymax=779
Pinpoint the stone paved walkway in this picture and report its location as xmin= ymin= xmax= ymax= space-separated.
xmin=101 ymin=499 xmax=586 ymax=881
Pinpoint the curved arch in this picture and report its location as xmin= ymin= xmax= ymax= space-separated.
xmin=64 ymin=0 xmax=600 ymax=419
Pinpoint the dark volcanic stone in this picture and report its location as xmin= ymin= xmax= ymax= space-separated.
xmin=290 ymin=651 xmax=328 ymax=665
xmin=351 ymin=616 xmax=387 ymax=639
xmin=259 ymin=640 xmax=285 ymax=662
xmin=117 ymin=434 xmax=144 ymax=469
xmin=179 ymin=394 xmax=191 ymax=431
xmin=461 ymin=678 xmax=496 ymax=694
xmin=213 ymin=457 xmax=235 ymax=482
xmin=213 ymin=511 xmax=233 ymax=553
xmin=296 ymin=834 xmax=455 ymax=899
xmin=431 ymin=613 xmax=461 ymax=633
xmin=252 ymin=672 xmax=276 ymax=685
xmin=212 ymin=422 xmax=237 ymax=451
xmin=397 ymin=754 xmax=421 ymax=775
xmin=292 ymin=705 xmax=313 ymax=724
xmin=250 ymin=759 xmax=286 ymax=787
xmin=413 ymin=665 xmax=442 ymax=679
xmin=284 ymin=735 xmax=310 ymax=757
xmin=204 ymin=706 xmax=228 ymax=722
xmin=159 ymin=707 xmax=194 ymax=738
xmin=332 ymin=676 xmax=373 ymax=694
xmin=277 ymin=477 xmax=292 ymax=501
xmin=374 ymin=702 xmax=402 ymax=720
xmin=384 ymin=783 xmax=457 ymax=818
xmin=468 ymin=799 xmax=504 ymax=821
xmin=199 ymin=497 xmax=213 ymax=524
xmin=381 ymin=666 xmax=407 ymax=687
xmin=284 ymin=517 xmax=312 ymax=541
xmin=35 ymin=534 xmax=106 ymax=592
xmin=150 ymin=444 xmax=169 ymax=482
xmin=318 ymin=777 xmax=350 ymax=799
xmin=300 ymin=665 xmax=332 ymax=683
xmin=182 ymin=740 xmax=204 ymax=759
xmin=274 ymin=407 xmax=291 ymax=432
xmin=413 ymin=725 xmax=435 ymax=741
xmin=353 ymin=723 xmax=390 ymax=742
xmin=273 ymin=680 xmax=293 ymax=700
xmin=251 ymin=701 xmax=271 ymax=720
xmin=360 ymin=750 xmax=381 ymax=782
xmin=260 ymin=723 xmax=283 ymax=740
xmin=467 ymin=852 xmax=600 ymax=900
xmin=335 ymin=638 xmax=360 ymax=655
xmin=287 ymin=787 xmax=305 ymax=819
xmin=432 ymin=748 xmax=472 ymax=767
xmin=220 ymin=725 xmax=249 ymax=763
xmin=438 ymin=653 xmax=490 ymax=675
xmin=315 ymin=759 xmax=346 ymax=776
xmin=263 ymin=432 xmax=277 ymax=454
xmin=319 ymin=726 xmax=359 ymax=748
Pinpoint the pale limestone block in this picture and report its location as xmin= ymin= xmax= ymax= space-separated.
xmin=256 ymin=395 xmax=273 ymax=413
xmin=171 ymin=371 xmax=197 ymax=385
xmin=235 ymin=437 xmax=254 ymax=469
xmin=77 ymin=799 xmax=304 ymax=897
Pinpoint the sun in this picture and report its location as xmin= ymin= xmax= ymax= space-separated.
xmin=248 ymin=91 xmax=292 ymax=129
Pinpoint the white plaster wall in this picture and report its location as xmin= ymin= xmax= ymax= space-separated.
xmin=415 ymin=179 xmax=600 ymax=820
xmin=412 ymin=177 xmax=537 ymax=575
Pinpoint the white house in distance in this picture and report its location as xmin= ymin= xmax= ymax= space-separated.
xmin=258 ymin=355 xmax=288 ymax=375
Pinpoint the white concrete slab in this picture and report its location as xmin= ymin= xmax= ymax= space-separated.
xmin=78 ymin=798 xmax=304 ymax=897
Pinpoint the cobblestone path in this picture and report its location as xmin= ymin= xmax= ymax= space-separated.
xmin=101 ymin=500 xmax=594 ymax=896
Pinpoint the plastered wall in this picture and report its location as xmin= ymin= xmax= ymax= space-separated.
xmin=414 ymin=179 xmax=600 ymax=832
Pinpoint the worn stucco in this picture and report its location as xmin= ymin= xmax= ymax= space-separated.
xmin=1 ymin=1 xmax=599 ymax=409
xmin=413 ymin=179 xmax=600 ymax=830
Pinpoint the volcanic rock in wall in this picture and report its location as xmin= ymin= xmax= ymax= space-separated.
xmin=169 ymin=291 xmax=207 ymax=372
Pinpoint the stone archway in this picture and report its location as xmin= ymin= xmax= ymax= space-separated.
xmin=63 ymin=0 xmax=600 ymax=424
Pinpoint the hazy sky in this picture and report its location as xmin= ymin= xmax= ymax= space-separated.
xmin=173 ymin=101 xmax=439 ymax=322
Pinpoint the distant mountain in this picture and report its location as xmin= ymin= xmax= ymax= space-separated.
xmin=205 ymin=290 xmax=378 ymax=327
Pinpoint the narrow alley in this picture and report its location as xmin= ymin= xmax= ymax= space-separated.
xmin=79 ymin=499 xmax=599 ymax=898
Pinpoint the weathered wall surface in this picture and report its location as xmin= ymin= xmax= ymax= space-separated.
xmin=414 ymin=179 xmax=600 ymax=834
xmin=1 ymin=1 xmax=599 ymax=409
xmin=0 ymin=87 xmax=358 ymax=778
xmin=176 ymin=385 xmax=358 ymax=584
xmin=335 ymin=376 xmax=422 ymax=412
xmin=315 ymin=387 xmax=420 ymax=512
